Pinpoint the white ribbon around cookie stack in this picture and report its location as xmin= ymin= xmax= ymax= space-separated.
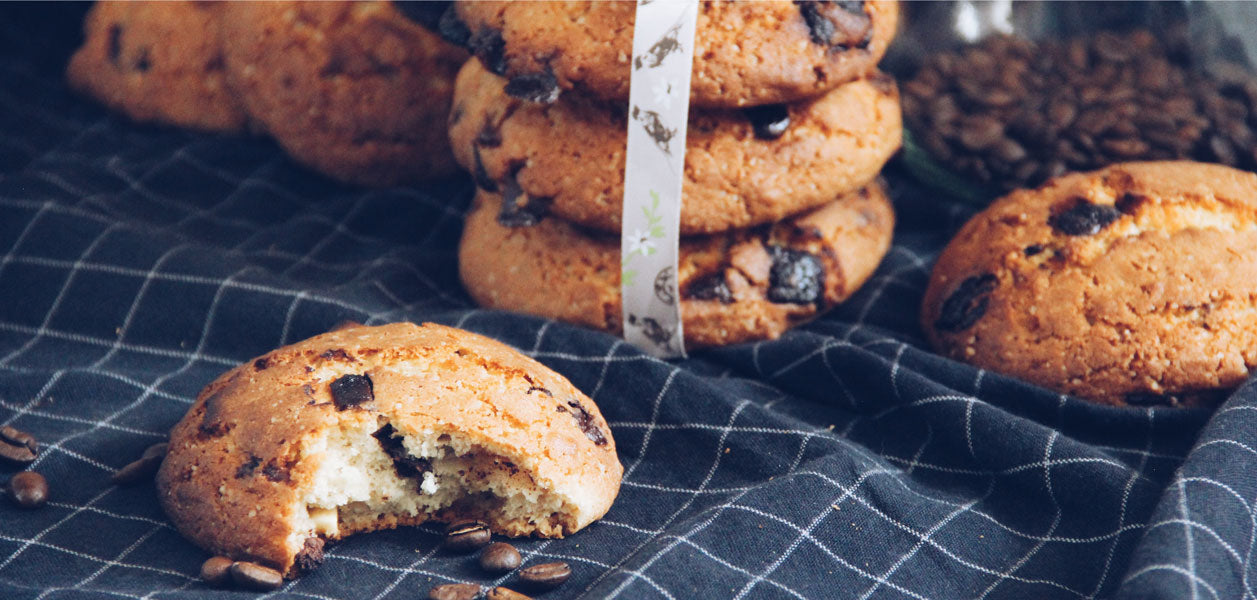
xmin=619 ymin=0 xmax=700 ymax=359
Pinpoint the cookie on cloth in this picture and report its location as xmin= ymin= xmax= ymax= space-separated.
xmin=444 ymin=0 xmax=899 ymax=108
xmin=157 ymin=322 xmax=621 ymax=577
xmin=449 ymin=58 xmax=902 ymax=235
xmin=218 ymin=1 xmax=467 ymax=185
xmin=66 ymin=0 xmax=248 ymax=132
xmin=459 ymin=183 xmax=895 ymax=348
xmin=921 ymin=161 xmax=1257 ymax=407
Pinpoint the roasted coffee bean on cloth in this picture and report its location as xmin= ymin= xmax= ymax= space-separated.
xmin=2 ymin=5 xmax=1256 ymax=600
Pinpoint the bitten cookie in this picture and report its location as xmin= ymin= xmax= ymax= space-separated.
xmin=450 ymin=58 xmax=902 ymax=235
xmin=459 ymin=183 xmax=894 ymax=348
xmin=921 ymin=161 xmax=1257 ymax=407
xmin=66 ymin=0 xmax=248 ymax=132
xmin=218 ymin=1 xmax=467 ymax=185
xmin=158 ymin=322 xmax=621 ymax=577
xmin=444 ymin=0 xmax=899 ymax=108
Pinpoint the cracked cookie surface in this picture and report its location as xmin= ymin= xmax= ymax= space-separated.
xmin=449 ymin=58 xmax=901 ymax=235
xmin=921 ymin=161 xmax=1257 ymax=407
xmin=448 ymin=0 xmax=898 ymax=108
xmin=158 ymin=322 xmax=621 ymax=577
xmin=218 ymin=1 xmax=467 ymax=185
xmin=458 ymin=183 xmax=894 ymax=348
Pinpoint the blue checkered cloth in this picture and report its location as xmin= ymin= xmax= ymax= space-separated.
xmin=2 ymin=5 xmax=1255 ymax=599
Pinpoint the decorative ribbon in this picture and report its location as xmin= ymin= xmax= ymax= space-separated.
xmin=620 ymin=0 xmax=700 ymax=359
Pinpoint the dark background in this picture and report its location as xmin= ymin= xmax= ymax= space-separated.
xmin=1 ymin=3 xmax=1255 ymax=599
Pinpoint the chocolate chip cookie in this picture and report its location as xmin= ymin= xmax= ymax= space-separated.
xmin=158 ymin=322 xmax=621 ymax=577
xmin=445 ymin=0 xmax=899 ymax=108
xmin=449 ymin=58 xmax=902 ymax=235
xmin=922 ymin=161 xmax=1257 ymax=407
xmin=459 ymin=183 xmax=895 ymax=348
xmin=67 ymin=0 xmax=248 ymax=132
xmin=218 ymin=1 xmax=467 ymax=185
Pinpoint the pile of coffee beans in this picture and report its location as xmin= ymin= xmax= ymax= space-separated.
xmin=902 ymin=30 xmax=1257 ymax=192
xmin=427 ymin=520 xmax=572 ymax=600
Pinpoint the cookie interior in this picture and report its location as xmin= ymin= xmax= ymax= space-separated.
xmin=293 ymin=413 xmax=573 ymax=551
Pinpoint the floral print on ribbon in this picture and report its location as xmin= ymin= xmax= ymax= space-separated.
xmin=620 ymin=0 xmax=699 ymax=358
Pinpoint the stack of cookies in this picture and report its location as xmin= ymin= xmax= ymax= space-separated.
xmin=447 ymin=1 xmax=904 ymax=348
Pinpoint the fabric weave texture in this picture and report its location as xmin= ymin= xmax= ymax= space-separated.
xmin=1 ymin=5 xmax=1255 ymax=599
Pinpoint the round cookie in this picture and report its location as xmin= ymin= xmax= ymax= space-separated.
xmin=445 ymin=0 xmax=899 ymax=108
xmin=157 ymin=322 xmax=621 ymax=577
xmin=66 ymin=0 xmax=248 ymax=132
xmin=921 ymin=161 xmax=1257 ymax=408
xmin=449 ymin=58 xmax=902 ymax=235
xmin=459 ymin=183 xmax=895 ymax=349
xmin=218 ymin=1 xmax=467 ymax=186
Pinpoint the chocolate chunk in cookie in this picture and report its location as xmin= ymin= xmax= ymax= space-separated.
xmin=934 ymin=273 xmax=998 ymax=333
xmin=1048 ymin=200 xmax=1121 ymax=236
xmin=503 ymin=71 xmax=560 ymax=104
xmin=767 ymin=247 xmax=825 ymax=304
xmin=330 ymin=374 xmax=374 ymax=410
xmin=744 ymin=105 xmax=791 ymax=140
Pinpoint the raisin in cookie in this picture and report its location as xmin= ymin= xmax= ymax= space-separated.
xmin=157 ymin=322 xmax=621 ymax=577
xmin=922 ymin=161 xmax=1257 ymax=407
xmin=449 ymin=58 xmax=902 ymax=235
xmin=459 ymin=183 xmax=894 ymax=349
xmin=218 ymin=1 xmax=467 ymax=185
xmin=66 ymin=0 xmax=248 ymax=132
xmin=445 ymin=0 xmax=899 ymax=108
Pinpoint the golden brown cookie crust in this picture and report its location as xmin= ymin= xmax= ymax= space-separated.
xmin=921 ymin=161 xmax=1257 ymax=407
xmin=459 ymin=183 xmax=895 ymax=348
xmin=218 ymin=1 xmax=467 ymax=185
xmin=452 ymin=0 xmax=899 ymax=108
xmin=449 ymin=58 xmax=902 ymax=235
xmin=158 ymin=322 xmax=621 ymax=576
xmin=66 ymin=1 xmax=248 ymax=132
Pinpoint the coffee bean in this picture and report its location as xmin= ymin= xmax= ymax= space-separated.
xmin=1100 ymin=138 xmax=1149 ymax=159
xmin=934 ymin=273 xmax=998 ymax=333
xmin=487 ymin=587 xmax=533 ymax=600
xmin=112 ymin=442 xmax=168 ymax=485
xmin=8 ymin=471 xmax=48 ymax=508
xmin=517 ymin=562 xmax=571 ymax=591
xmin=444 ymin=521 xmax=491 ymax=553
xmin=744 ymin=104 xmax=791 ymax=140
xmin=229 ymin=561 xmax=283 ymax=591
xmin=200 ymin=556 xmax=234 ymax=587
xmin=480 ymin=542 xmax=522 ymax=574
xmin=957 ymin=117 xmax=1004 ymax=150
xmin=429 ymin=583 xmax=483 ymax=600
xmin=1048 ymin=201 xmax=1121 ymax=236
xmin=0 ymin=425 xmax=37 ymax=464
xmin=330 ymin=374 xmax=373 ymax=410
